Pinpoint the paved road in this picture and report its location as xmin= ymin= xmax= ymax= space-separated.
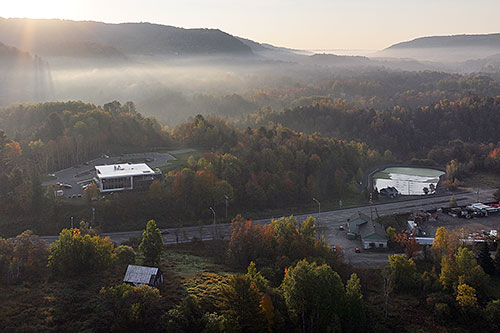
xmin=39 ymin=189 xmax=496 ymax=250
xmin=42 ymin=150 xmax=194 ymax=197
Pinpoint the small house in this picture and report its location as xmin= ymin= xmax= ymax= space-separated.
xmin=379 ymin=187 xmax=399 ymax=198
xmin=123 ymin=265 xmax=163 ymax=288
xmin=348 ymin=213 xmax=388 ymax=249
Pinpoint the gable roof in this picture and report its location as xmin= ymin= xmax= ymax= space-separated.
xmin=123 ymin=265 xmax=159 ymax=285
xmin=347 ymin=212 xmax=388 ymax=242
xmin=348 ymin=212 xmax=371 ymax=234
xmin=359 ymin=221 xmax=388 ymax=242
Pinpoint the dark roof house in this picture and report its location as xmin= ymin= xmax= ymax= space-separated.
xmin=123 ymin=265 xmax=163 ymax=288
xmin=347 ymin=212 xmax=388 ymax=249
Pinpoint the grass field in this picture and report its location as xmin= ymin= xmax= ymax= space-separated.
xmin=158 ymin=150 xmax=204 ymax=173
xmin=461 ymin=172 xmax=500 ymax=190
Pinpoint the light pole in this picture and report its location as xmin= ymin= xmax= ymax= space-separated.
xmin=312 ymin=198 xmax=321 ymax=230
xmin=224 ymin=195 xmax=229 ymax=219
xmin=70 ymin=216 xmax=74 ymax=229
xmin=91 ymin=207 xmax=95 ymax=226
xmin=209 ymin=207 xmax=216 ymax=239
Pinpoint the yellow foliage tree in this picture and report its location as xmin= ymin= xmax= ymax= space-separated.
xmin=456 ymin=283 xmax=478 ymax=310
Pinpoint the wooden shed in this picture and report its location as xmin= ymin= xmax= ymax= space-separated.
xmin=123 ymin=265 xmax=163 ymax=288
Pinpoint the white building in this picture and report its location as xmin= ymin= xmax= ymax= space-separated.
xmin=94 ymin=163 xmax=162 ymax=193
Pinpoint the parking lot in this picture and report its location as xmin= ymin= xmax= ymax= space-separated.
xmin=42 ymin=150 xmax=193 ymax=197
xmin=422 ymin=209 xmax=500 ymax=237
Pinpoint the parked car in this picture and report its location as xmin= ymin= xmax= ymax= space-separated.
xmin=354 ymin=247 xmax=361 ymax=253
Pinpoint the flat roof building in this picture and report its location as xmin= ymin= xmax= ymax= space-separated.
xmin=94 ymin=163 xmax=162 ymax=193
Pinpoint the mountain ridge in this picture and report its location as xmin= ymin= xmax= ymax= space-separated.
xmin=0 ymin=17 xmax=254 ymax=57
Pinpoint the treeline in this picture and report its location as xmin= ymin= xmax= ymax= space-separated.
xmin=0 ymin=101 xmax=170 ymax=224
xmin=0 ymin=100 xmax=170 ymax=174
xmin=245 ymin=95 xmax=500 ymax=163
xmin=100 ymin=115 xmax=383 ymax=227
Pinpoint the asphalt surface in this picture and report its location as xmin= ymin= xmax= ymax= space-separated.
xmin=38 ymin=188 xmax=496 ymax=267
xmin=42 ymin=150 xmax=194 ymax=197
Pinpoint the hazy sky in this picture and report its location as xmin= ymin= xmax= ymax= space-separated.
xmin=2 ymin=0 xmax=500 ymax=50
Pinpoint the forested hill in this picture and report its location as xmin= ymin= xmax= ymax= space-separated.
xmin=0 ymin=18 xmax=253 ymax=57
xmin=0 ymin=42 xmax=53 ymax=105
xmin=380 ymin=33 xmax=500 ymax=62
xmin=387 ymin=33 xmax=500 ymax=50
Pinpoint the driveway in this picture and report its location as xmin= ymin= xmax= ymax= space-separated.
xmin=42 ymin=151 xmax=184 ymax=197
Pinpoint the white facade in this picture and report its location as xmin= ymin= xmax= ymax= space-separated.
xmin=95 ymin=163 xmax=160 ymax=193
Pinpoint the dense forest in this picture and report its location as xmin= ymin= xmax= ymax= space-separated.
xmin=1 ymin=216 xmax=500 ymax=331
xmin=1 ymin=67 xmax=500 ymax=331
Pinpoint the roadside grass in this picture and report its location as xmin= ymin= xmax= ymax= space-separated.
xmin=239 ymin=192 xmax=368 ymax=223
xmin=40 ymin=174 xmax=57 ymax=183
xmin=164 ymin=241 xmax=236 ymax=280
xmin=461 ymin=172 xmax=500 ymax=190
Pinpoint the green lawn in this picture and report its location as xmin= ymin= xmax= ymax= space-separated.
xmin=159 ymin=150 xmax=205 ymax=173
xmin=40 ymin=174 xmax=57 ymax=183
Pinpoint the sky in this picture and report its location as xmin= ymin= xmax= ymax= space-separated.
xmin=1 ymin=0 xmax=500 ymax=50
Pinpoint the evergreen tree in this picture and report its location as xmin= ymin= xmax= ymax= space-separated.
xmin=475 ymin=242 xmax=494 ymax=275
xmin=343 ymin=273 xmax=367 ymax=332
xmin=494 ymin=249 xmax=500 ymax=275
xmin=139 ymin=220 xmax=164 ymax=266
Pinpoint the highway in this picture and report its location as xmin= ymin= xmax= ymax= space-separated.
xmin=39 ymin=188 xmax=496 ymax=247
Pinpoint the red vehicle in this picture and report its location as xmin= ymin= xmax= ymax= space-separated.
xmin=354 ymin=247 xmax=361 ymax=253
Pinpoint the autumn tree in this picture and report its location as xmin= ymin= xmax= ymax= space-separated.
xmin=388 ymin=254 xmax=418 ymax=292
xmin=343 ymin=273 xmax=367 ymax=332
xmin=114 ymin=245 xmax=136 ymax=268
xmin=228 ymin=216 xmax=273 ymax=267
xmin=47 ymin=228 xmax=115 ymax=275
xmin=456 ymin=283 xmax=478 ymax=313
xmin=218 ymin=274 xmax=267 ymax=332
xmin=138 ymin=220 xmax=164 ymax=266
xmin=432 ymin=227 xmax=451 ymax=259
xmin=281 ymin=259 xmax=344 ymax=332
xmin=394 ymin=232 xmax=420 ymax=258
xmin=440 ymin=247 xmax=488 ymax=293
xmin=100 ymin=283 xmax=163 ymax=332
xmin=10 ymin=230 xmax=48 ymax=282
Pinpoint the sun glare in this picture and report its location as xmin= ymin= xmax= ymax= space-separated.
xmin=1 ymin=1 xmax=71 ymax=20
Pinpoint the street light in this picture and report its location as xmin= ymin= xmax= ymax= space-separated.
xmin=224 ymin=195 xmax=229 ymax=219
xmin=70 ymin=216 xmax=74 ymax=229
xmin=209 ymin=207 xmax=217 ymax=239
xmin=312 ymin=197 xmax=321 ymax=223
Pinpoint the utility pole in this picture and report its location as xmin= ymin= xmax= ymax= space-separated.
xmin=91 ymin=207 xmax=95 ymax=226
xmin=70 ymin=216 xmax=74 ymax=229
xmin=369 ymin=192 xmax=373 ymax=221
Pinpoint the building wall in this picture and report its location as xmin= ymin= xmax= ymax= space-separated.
xmin=99 ymin=176 xmax=132 ymax=192
xmin=363 ymin=241 xmax=387 ymax=249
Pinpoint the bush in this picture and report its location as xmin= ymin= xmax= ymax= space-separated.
xmin=48 ymin=228 xmax=115 ymax=275
xmin=99 ymin=283 xmax=163 ymax=332
xmin=114 ymin=245 xmax=136 ymax=268
xmin=484 ymin=300 xmax=500 ymax=330
xmin=434 ymin=303 xmax=450 ymax=320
